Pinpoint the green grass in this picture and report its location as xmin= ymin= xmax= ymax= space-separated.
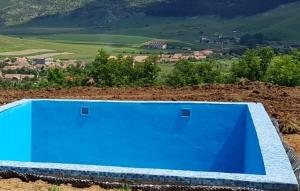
xmin=0 ymin=33 xmax=200 ymax=60
xmin=48 ymin=185 xmax=61 ymax=191
xmin=0 ymin=35 xmax=148 ymax=60
xmin=34 ymin=34 xmax=152 ymax=47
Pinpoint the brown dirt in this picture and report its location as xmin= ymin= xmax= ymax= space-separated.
xmin=0 ymin=81 xmax=299 ymax=190
xmin=284 ymin=134 xmax=300 ymax=157
xmin=0 ymin=178 xmax=114 ymax=191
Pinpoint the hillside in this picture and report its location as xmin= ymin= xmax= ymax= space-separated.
xmin=0 ymin=0 xmax=299 ymax=26
xmin=146 ymin=0 xmax=300 ymax=17
xmin=0 ymin=0 xmax=93 ymax=26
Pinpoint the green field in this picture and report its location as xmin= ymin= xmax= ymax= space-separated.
xmin=0 ymin=32 xmax=203 ymax=60
xmin=0 ymin=34 xmax=159 ymax=60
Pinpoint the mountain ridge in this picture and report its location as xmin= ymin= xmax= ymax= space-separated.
xmin=0 ymin=0 xmax=299 ymax=26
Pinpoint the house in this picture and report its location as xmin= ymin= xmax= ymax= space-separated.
xmin=32 ymin=58 xmax=54 ymax=65
xmin=144 ymin=40 xmax=168 ymax=50
xmin=201 ymin=49 xmax=214 ymax=56
xmin=159 ymin=54 xmax=172 ymax=62
xmin=193 ymin=51 xmax=205 ymax=57
xmin=15 ymin=57 xmax=29 ymax=65
xmin=134 ymin=55 xmax=149 ymax=63
xmin=3 ymin=74 xmax=35 ymax=81
xmin=200 ymin=36 xmax=210 ymax=43
xmin=194 ymin=55 xmax=207 ymax=60
xmin=169 ymin=53 xmax=184 ymax=62
xmin=2 ymin=63 xmax=33 ymax=71
xmin=108 ymin=56 xmax=118 ymax=60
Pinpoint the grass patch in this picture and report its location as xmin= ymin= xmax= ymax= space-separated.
xmin=48 ymin=185 xmax=61 ymax=191
xmin=120 ymin=185 xmax=132 ymax=191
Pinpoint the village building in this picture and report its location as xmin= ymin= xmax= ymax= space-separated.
xmin=159 ymin=54 xmax=172 ymax=62
xmin=2 ymin=65 xmax=31 ymax=71
xmin=200 ymin=36 xmax=211 ymax=43
xmin=134 ymin=55 xmax=149 ymax=63
xmin=14 ymin=57 xmax=29 ymax=65
xmin=32 ymin=58 xmax=54 ymax=65
xmin=144 ymin=40 xmax=168 ymax=50
xmin=201 ymin=49 xmax=214 ymax=56
xmin=108 ymin=56 xmax=118 ymax=60
xmin=2 ymin=74 xmax=35 ymax=81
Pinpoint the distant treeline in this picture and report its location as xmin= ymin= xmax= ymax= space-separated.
xmin=0 ymin=47 xmax=300 ymax=89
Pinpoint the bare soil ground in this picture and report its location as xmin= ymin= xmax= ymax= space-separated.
xmin=0 ymin=178 xmax=115 ymax=191
xmin=0 ymin=82 xmax=299 ymax=190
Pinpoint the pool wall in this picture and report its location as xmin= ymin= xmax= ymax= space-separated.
xmin=0 ymin=101 xmax=31 ymax=162
xmin=244 ymin=109 xmax=266 ymax=175
xmin=0 ymin=99 xmax=298 ymax=191
xmin=30 ymin=100 xmax=264 ymax=174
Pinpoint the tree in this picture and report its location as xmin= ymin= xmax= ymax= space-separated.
xmin=239 ymin=33 xmax=265 ymax=47
xmin=266 ymin=55 xmax=300 ymax=87
xmin=86 ymin=49 xmax=112 ymax=86
xmin=166 ymin=60 xmax=221 ymax=87
xmin=46 ymin=67 xmax=67 ymax=87
xmin=131 ymin=57 xmax=161 ymax=86
xmin=85 ymin=49 xmax=160 ymax=87
xmin=231 ymin=49 xmax=262 ymax=81
xmin=256 ymin=46 xmax=274 ymax=76
xmin=166 ymin=61 xmax=198 ymax=87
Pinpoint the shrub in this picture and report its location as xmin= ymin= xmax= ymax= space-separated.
xmin=265 ymin=55 xmax=300 ymax=87
xmin=231 ymin=47 xmax=274 ymax=82
xmin=231 ymin=49 xmax=262 ymax=81
xmin=120 ymin=185 xmax=132 ymax=191
xmin=130 ymin=57 xmax=161 ymax=86
xmin=48 ymin=185 xmax=61 ymax=191
xmin=85 ymin=49 xmax=160 ymax=87
xmin=166 ymin=60 xmax=221 ymax=87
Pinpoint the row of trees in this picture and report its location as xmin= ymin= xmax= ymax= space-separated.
xmin=0 ymin=47 xmax=299 ymax=89
xmin=166 ymin=47 xmax=299 ymax=87
xmin=34 ymin=49 xmax=161 ymax=88
xmin=232 ymin=47 xmax=300 ymax=87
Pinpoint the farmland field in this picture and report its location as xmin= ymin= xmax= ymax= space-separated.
xmin=0 ymin=32 xmax=195 ymax=60
xmin=0 ymin=35 xmax=154 ymax=60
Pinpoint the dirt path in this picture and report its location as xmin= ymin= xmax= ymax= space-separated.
xmin=0 ymin=82 xmax=299 ymax=190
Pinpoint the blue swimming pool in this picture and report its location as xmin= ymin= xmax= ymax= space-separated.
xmin=0 ymin=100 xmax=298 ymax=190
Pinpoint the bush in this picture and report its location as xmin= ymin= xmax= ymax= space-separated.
xmin=48 ymin=185 xmax=61 ymax=191
xmin=85 ymin=49 xmax=160 ymax=87
xmin=265 ymin=55 xmax=300 ymax=87
xmin=166 ymin=60 xmax=221 ymax=87
xmin=231 ymin=47 xmax=274 ymax=81
xmin=130 ymin=58 xmax=161 ymax=86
